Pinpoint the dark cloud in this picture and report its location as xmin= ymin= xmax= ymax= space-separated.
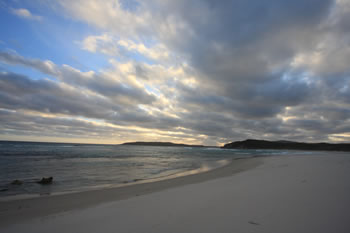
xmin=148 ymin=0 xmax=349 ymax=142
xmin=1 ymin=0 xmax=350 ymax=144
xmin=0 ymin=71 xmax=181 ymax=133
xmin=0 ymin=72 xmax=117 ymax=118
xmin=0 ymin=51 xmax=58 ymax=75
xmin=153 ymin=0 xmax=331 ymax=97
xmin=0 ymin=52 xmax=156 ymax=105
xmin=0 ymin=109 xmax=140 ymax=139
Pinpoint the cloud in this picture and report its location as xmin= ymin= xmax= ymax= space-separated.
xmin=81 ymin=34 xmax=121 ymax=56
xmin=59 ymin=0 xmax=151 ymax=39
xmin=2 ymin=0 xmax=350 ymax=144
xmin=117 ymin=39 xmax=170 ymax=61
xmin=80 ymin=34 xmax=171 ymax=62
xmin=0 ymin=71 xmax=181 ymax=135
xmin=11 ymin=8 xmax=42 ymax=21
xmin=0 ymin=71 xmax=114 ymax=119
xmin=0 ymin=52 xmax=156 ymax=105
xmin=0 ymin=51 xmax=58 ymax=75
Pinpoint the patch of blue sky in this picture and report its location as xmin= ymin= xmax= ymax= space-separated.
xmin=281 ymin=70 xmax=314 ymax=86
xmin=0 ymin=41 xmax=10 ymax=55
xmin=1 ymin=1 xmax=158 ymax=79
xmin=144 ymin=84 xmax=161 ymax=96
xmin=281 ymin=72 xmax=293 ymax=82
xmin=125 ymin=49 xmax=156 ymax=65
xmin=119 ymin=0 xmax=141 ymax=12
xmin=0 ymin=61 xmax=55 ymax=81
xmin=0 ymin=1 xmax=110 ymax=72
xmin=140 ymin=38 xmax=161 ymax=48
xmin=0 ymin=8 xmax=39 ymax=52
xmin=68 ymin=51 xmax=111 ymax=73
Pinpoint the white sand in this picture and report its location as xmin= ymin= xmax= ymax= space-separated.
xmin=2 ymin=153 xmax=350 ymax=233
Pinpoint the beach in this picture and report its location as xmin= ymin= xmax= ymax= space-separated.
xmin=1 ymin=153 xmax=350 ymax=233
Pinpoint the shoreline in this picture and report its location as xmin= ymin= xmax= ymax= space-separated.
xmin=2 ymin=153 xmax=350 ymax=233
xmin=0 ymin=156 xmax=263 ymax=227
xmin=0 ymin=158 xmax=232 ymax=202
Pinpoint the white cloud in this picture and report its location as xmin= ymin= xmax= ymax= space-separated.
xmin=118 ymin=39 xmax=170 ymax=61
xmin=11 ymin=8 xmax=42 ymax=21
xmin=80 ymin=34 xmax=119 ymax=56
xmin=60 ymin=0 xmax=151 ymax=38
xmin=80 ymin=34 xmax=171 ymax=62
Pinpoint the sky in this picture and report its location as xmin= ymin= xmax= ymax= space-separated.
xmin=0 ymin=0 xmax=350 ymax=146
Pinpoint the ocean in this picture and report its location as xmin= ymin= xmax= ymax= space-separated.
xmin=0 ymin=141 xmax=316 ymax=200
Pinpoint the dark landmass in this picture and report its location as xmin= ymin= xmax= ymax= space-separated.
xmin=222 ymin=139 xmax=350 ymax=151
xmin=121 ymin=141 xmax=206 ymax=147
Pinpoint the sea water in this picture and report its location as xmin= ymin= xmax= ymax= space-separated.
xmin=0 ymin=141 xmax=316 ymax=199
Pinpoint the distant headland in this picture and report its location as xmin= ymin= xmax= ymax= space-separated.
xmin=1 ymin=140 xmax=349 ymax=151
xmin=222 ymin=139 xmax=350 ymax=151
xmin=121 ymin=141 xmax=206 ymax=147
xmin=121 ymin=139 xmax=350 ymax=152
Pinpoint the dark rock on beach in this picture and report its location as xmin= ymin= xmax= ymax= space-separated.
xmin=11 ymin=180 xmax=23 ymax=185
xmin=37 ymin=177 xmax=53 ymax=185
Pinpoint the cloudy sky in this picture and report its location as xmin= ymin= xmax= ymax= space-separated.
xmin=0 ymin=0 xmax=349 ymax=145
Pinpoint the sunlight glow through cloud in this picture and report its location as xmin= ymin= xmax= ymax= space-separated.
xmin=0 ymin=0 xmax=350 ymax=145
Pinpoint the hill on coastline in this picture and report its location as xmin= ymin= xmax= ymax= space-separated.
xmin=222 ymin=139 xmax=350 ymax=151
xmin=121 ymin=140 xmax=350 ymax=151
xmin=121 ymin=141 xmax=205 ymax=148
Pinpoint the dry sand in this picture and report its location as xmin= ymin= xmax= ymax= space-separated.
xmin=1 ymin=153 xmax=350 ymax=233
